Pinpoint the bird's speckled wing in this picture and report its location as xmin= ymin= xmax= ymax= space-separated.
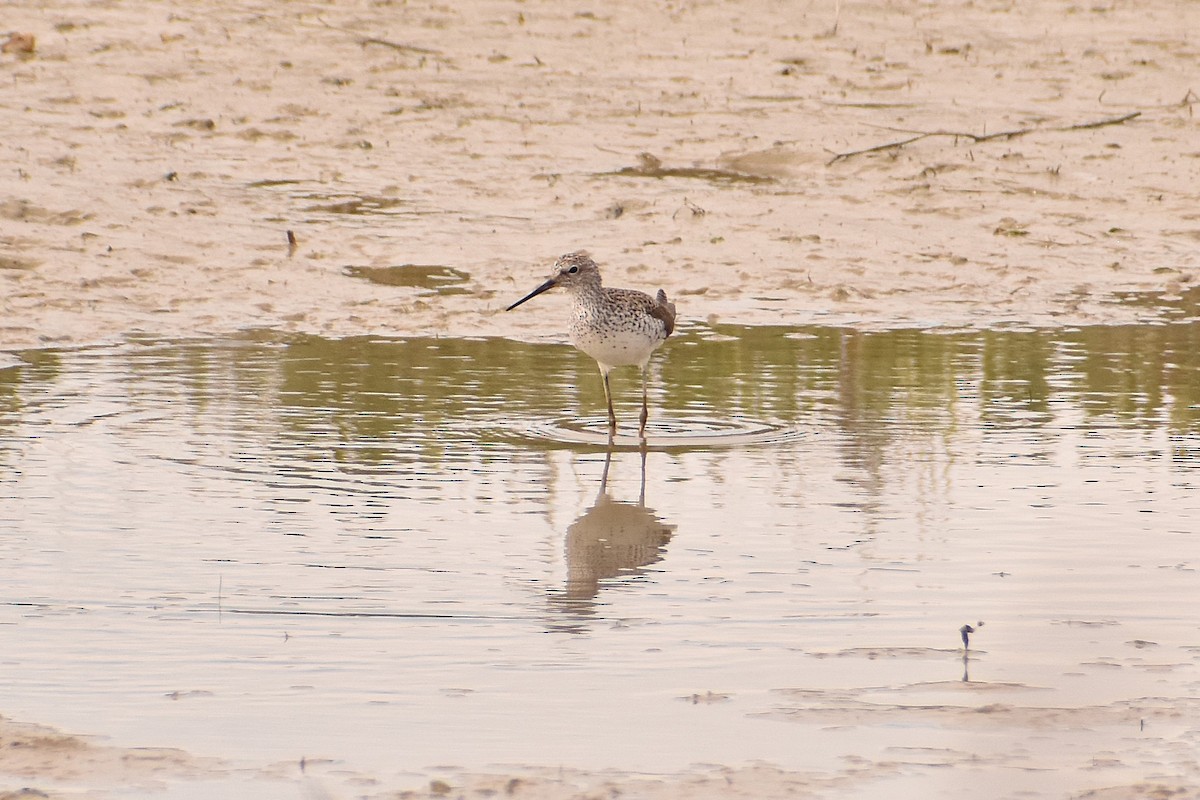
xmin=603 ymin=289 xmax=674 ymax=339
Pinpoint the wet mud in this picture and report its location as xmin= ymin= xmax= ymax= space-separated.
xmin=2 ymin=0 xmax=1199 ymax=350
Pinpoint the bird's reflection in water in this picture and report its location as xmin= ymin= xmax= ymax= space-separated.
xmin=547 ymin=448 xmax=675 ymax=632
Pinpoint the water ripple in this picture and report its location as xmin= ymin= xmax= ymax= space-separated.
xmin=519 ymin=414 xmax=807 ymax=450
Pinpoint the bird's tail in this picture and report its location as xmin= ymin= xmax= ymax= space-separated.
xmin=654 ymin=289 xmax=677 ymax=337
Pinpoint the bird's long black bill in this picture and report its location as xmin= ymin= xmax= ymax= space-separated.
xmin=505 ymin=278 xmax=556 ymax=311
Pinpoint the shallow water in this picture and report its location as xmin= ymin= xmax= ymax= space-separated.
xmin=1 ymin=323 xmax=1198 ymax=797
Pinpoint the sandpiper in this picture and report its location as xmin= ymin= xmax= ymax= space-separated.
xmin=506 ymin=251 xmax=677 ymax=439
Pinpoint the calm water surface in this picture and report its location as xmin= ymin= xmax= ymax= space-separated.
xmin=1 ymin=323 xmax=1197 ymax=797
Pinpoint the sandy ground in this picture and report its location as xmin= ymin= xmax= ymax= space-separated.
xmin=2 ymin=712 xmax=1197 ymax=800
xmin=0 ymin=714 xmax=216 ymax=798
xmin=3 ymin=0 xmax=1200 ymax=796
xmin=2 ymin=0 xmax=1199 ymax=352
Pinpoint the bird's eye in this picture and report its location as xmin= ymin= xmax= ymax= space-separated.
xmin=568 ymin=266 xmax=578 ymax=274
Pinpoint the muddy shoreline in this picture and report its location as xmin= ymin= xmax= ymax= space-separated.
xmin=3 ymin=0 xmax=1199 ymax=353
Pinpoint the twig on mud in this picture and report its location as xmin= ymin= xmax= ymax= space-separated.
xmin=825 ymin=134 xmax=927 ymax=163
xmin=359 ymin=36 xmax=440 ymax=55
xmin=315 ymin=16 xmax=442 ymax=56
xmin=1057 ymin=111 xmax=1141 ymax=132
xmin=1179 ymin=89 xmax=1196 ymax=117
xmin=825 ymin=111 xmax=1141 ymax=165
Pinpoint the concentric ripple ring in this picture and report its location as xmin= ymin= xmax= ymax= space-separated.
xmin=521 ymin=414 xmax=805 ymax=449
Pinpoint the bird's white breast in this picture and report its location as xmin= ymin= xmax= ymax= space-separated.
xmin=569 ymin=316 xmax=665 ymax=370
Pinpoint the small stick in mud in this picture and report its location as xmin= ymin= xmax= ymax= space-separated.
xmin=359 ymin=36 xmax=440 ymax=55
xmin=286 ymin=229 xmax=298 ymax=257
xmin=826 ymin=112 xmax=1141 ymax=165
xmin=314 ymin=16 xmax=441 ymax=57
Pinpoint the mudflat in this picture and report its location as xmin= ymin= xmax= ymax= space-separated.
xmin=2 ymin=0 xmax=1198 ymax=350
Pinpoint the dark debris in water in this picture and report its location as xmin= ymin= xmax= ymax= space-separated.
xmin=0 ymin=255 xmax=40 ymax=270
xmin=606 ymin=153 xmax=775 ymax=185
xmin=303 ymin=195 xmax=407 ymax=215
xmin=344 ymin=264 xmax=470 ymax=293
xmin=246 ymin=179 xmax=305 ymax=189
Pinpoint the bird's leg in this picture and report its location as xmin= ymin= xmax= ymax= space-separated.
xmin=638 ymin=364 xmax=649 ymax=439
xmin=601 ymin=367 xmax=617 ymax=436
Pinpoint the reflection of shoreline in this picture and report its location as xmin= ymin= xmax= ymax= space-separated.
xmin=548 ymin=449 xmax=675 ymax=631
